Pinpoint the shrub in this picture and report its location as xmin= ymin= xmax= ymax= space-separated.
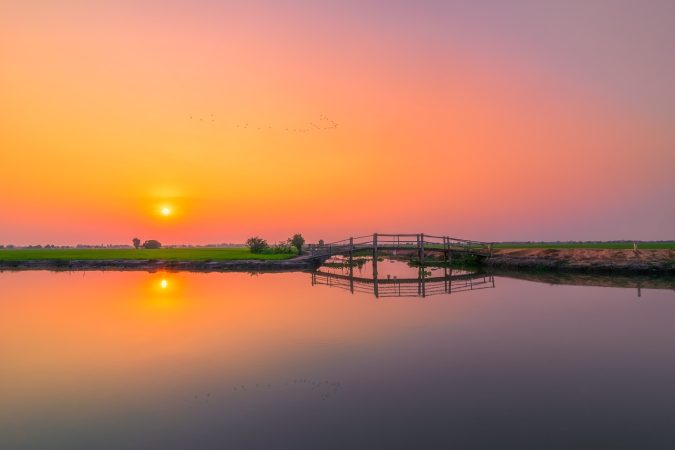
xmin=288 ymin=233 xmax=305 ymax=255
xmin=246 ymin=236 xmax=269 ymax=254
xmin=270 ymin=241 xmax=295 ymax=254
xmin=142 ymin=239 xmax=162 ymax=249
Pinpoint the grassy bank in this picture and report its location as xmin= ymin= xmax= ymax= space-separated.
xmin=493 ymin=242 xmax=675 ymax=250
xmin=0 ymin=248 xmax=295 ymax=261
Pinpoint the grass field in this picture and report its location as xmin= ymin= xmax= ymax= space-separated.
xmin=493 ymin=242 xmax=675 ymax=250
xmin=0 ymin=248 xmax=296 ymax=261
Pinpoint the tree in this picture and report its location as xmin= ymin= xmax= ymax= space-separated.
xmin=318 ymin=239 xmax=325 ymax=246
xmin=142 ymin=239 xmax=162 ymax=249
xmin=132 ymin=237 xmax=141 ymax=249
xmin=246 ymin=236 xmax=269 ymax=254
xmin=289 ymin=233 xmax=305 ymax=255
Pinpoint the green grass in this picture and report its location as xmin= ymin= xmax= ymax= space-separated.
xmin=0 ymin=247 xmax=296 ymax=261
xmin=493 ymin=242 xmax=675 ymax=250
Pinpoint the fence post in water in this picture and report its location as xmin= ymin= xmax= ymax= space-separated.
xmin=372 ymin=233 xmax=379 ymax=297
xmin=373 ymin=233 xmax=378 ymax=260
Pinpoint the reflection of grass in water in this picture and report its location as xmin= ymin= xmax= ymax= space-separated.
xmin=323 ymin=253 xmax=486 ymax=272
xmin=323 ymin=257 xmax=369 ymax=269
xmin=406 ymin=253 xmax=484 ymax=269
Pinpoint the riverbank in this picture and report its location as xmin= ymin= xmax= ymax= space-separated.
xmin=0 ymin=248 xmax=325 ymax=272
xmin=2 ymin=247 xmax=673 ymax=276
xmin=0 ymin=247 xmax=294 ymax=261
xmin=0 ymin=256 xmax=322 ymax=272
xmin=487 ymin=248 xmax=674 ymax=275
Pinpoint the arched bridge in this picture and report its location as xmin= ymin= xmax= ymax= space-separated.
xmin=306 ymin=233 xmax=493 ymax=262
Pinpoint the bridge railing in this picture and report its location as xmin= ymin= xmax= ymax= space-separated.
xmin=307 ymin=233 xmax=494 ymax=258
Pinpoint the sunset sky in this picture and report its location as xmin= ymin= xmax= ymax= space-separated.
xmin=1 ymin=0 xmax=673 ymax=245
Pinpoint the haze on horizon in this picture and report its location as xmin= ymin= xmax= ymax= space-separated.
xmin=1 ymin=0 xmax=673 ymax=246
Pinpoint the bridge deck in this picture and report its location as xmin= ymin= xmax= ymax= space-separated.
xmin=307 ymin=233 xmax=493 ymax=260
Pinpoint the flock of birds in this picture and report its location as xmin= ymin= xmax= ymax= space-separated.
xmin=188 ymin=113 xmax=339 ymax=134
xmin=192 ymin=378 xmax=343 ymax=403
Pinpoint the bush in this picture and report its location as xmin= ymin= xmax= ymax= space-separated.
xmin=246 ymin=236 xmax=269 ymax=254
xmin=142 ymin=239 xmax=162 ymax=249
xmin=288 ymin=233 xmax=305 ymax=255
xmin=269 ymin=242 xmax=295 ymax=254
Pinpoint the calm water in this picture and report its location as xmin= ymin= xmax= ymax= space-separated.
xmin=1 ymin=261 xmax=675 ymax=450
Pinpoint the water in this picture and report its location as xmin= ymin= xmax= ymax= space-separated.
xmin=1 ymin=261 xmax=675 ymax=450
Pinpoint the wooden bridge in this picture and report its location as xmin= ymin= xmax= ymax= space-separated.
xmin=312 ymin=268 xmax=495 ymax=298
xmin=307 ymin=233 xmax=493 ymax=263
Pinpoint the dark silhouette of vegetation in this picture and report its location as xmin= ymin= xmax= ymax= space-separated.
xmin=318 ymin=239 xmax=325 ymax=246
xmin=132 ymin=238 xmax=141 ymax=249
xmin=142 ymin=239 xmax=162 ymax=249
xmin=289 ymin=233 xmax=305 ymax=255
xmin=270 ymin=241 xmax=294 ymax=254
xmin=246 ymin=236 xmax=269 ymax=254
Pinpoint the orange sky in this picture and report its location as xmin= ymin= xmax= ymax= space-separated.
xmin=1 ymin=1 xmax=673 ymax=245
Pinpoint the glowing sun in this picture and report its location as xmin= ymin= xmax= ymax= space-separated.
xmin=161 ymin=207 xmax=172 ymax=216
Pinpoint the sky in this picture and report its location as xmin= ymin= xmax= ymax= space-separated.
xmin=1 ymin=0 xmax=674 ymax=245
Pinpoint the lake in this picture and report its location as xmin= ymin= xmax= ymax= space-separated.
xmin=2 ymin=260 xmax=675 ymax=450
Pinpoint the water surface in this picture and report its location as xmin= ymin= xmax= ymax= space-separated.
xmin=1 ymin=262 xmax=674 ymax=449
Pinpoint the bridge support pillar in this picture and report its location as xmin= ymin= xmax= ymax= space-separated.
xmin=418 ymin=233 xmax=425 ymax=264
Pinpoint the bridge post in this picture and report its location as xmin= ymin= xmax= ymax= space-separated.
xmin=418 ymin=233 xmax=425 ymax=264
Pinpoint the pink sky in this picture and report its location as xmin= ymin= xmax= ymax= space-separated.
xmin=1 ymin=1 xmax=673 ymax=245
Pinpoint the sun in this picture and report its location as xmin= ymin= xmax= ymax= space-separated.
xmin=160 ymin=279 xmax=168 ymax=289
xmin=161 ymin=207 xmax=171 ymax=216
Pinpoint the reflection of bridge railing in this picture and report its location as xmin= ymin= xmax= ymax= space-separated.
xmin=307 ymin=233 xmax=493 ymax=262
xmin=311 ymin=269 xmax=495 ymax=298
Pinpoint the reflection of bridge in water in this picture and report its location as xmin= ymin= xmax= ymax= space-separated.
xmin=311 ymin=265 xmax=495 ymax=298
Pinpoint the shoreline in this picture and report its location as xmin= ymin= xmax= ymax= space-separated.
xmin=486 ymin=248 xmax=674 ymax=275
xmin=0 ymin=256 xmax=323 ymax=272
xmin=0 ymin=248 xmax=673 ymax=276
